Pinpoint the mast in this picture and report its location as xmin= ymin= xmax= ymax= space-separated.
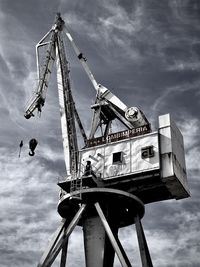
xmin=56 ymin=29 xmax=78 ymax=175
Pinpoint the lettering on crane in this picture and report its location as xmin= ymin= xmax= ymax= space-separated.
xmin=141 ymin=145 xmax=154 ymax=159
xmin=87 ymin=124 xmax=151 ymax=147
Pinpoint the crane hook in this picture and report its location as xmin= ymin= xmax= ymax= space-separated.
xmin=29 ymin=138 xmax=38 ymax=156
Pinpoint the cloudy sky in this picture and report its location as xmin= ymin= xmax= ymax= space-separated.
xmin=0 ymin=0 xmax=200 ymax=266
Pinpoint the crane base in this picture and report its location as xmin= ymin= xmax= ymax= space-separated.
xmin=37 ymin=190 xmax=153 ymax=267
xmin=58 ymin=188 xmax=145 ymax=228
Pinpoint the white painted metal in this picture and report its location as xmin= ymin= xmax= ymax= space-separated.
xmin=130 ymin=134 xmax=159 ymax=174
xmin=79 ymin=132 xmax=159 ymax=179
xmin=99 ymin=85 xmax=128 ymax=111
xmin=56 ymin=46 xmax=71 ymax=174
xmin=159 ymin=114 xmax=190 ymax=199
xmin=80 ymin=146 xmax=105 ymax=177
xmin=104 ymin=140 xmax=131 ymax=178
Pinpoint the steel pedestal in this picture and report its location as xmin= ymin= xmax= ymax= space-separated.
xmin=37 ymin=188 xmax=153 ymax=267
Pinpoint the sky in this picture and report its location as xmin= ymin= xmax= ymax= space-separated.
xmin=0 ymin=0 xmax=200 ymax=266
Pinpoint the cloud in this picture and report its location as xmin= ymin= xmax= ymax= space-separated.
xmin=0 ymin=146 xmax=61 ymax=266
xmin=167 ymin=60 xmax=200 ymax=72
xmin=61 ymin=1 xmax=145 ymax=64
xmin=150 ymin=79 xmax=200 ymax=122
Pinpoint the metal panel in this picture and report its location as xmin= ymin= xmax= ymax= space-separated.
xmin=104 ymin=141 xmax=131 ymax=178
xmin=159 ymin=125 xmax=173 ymax=178
xmin=159 ymin=114 xmax=190 ymax=198
xmin=131 ymin=134 xmax=159 ymax=174
xmin=79 ymin=147 xmax=105 ymax=177
xmin=80 ymin=132 xmax=159 ymax=180
xmin=171 ymin=122 xmax=187 ymax=189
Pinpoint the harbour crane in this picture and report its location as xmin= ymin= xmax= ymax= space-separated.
xmin=24 ymin=13 xmax=189 ymax=267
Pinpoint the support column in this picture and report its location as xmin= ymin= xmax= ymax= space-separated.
xmin=60 ymin=238 xmax=68 ymax=267
xmin=83 ymin=215 xmax=115 ymax=267
xmin=135 ymin=215 xmax=153 ymax=267
xmin=37 ymin=219 xmax=66 ymax=267
xmin=38 ymin=204 xmax=86 ymax=267
xmin=95 ymin=202 xmax=132 ymax=267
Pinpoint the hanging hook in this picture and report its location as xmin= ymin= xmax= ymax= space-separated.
xmin=29 ymin=138 xmax=38 ymax=156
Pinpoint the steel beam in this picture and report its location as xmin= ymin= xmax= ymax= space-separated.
xmin=60 ymin=237 xmax=68 ymax=267
xmin=45 ymin=204 xmax=86 ymax=267
xmin=94 ymin=202 xmax=132 ymax=267
xmin=135 ymin=215 xmax=153 ymax=267
xmin=37 ymin=219 xmax=66 ymax=267
xmin=38 ymin=204 xmax=86 ymax=267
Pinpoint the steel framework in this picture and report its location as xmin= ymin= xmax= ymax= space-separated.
xmin=37 ymin=188 xmax=153 ymax=267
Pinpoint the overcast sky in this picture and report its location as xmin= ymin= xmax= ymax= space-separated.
xmin=0 ymin=0 xmax=200 ymax=266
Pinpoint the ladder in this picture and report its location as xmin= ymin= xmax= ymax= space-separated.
xmin=70 ymin=176 xmax=82 ymax=199
xmin=69 ymin=162 xmax=83 ymax=199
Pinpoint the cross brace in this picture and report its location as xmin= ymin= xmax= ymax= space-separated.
xmin=37 ymin=202 xmax=153 ymax=267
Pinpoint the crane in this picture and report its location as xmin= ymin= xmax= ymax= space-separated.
xmin=24 ymin=13 xmax=150 ymax=182
xmin=24 ymin=14 xmax=189 ymax=267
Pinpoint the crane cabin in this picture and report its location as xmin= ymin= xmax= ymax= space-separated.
xmin=59 ymin=113 xmax=189 ymax=205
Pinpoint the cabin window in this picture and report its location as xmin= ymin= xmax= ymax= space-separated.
xmin=113 ymin=152 xmax=123 ymax=164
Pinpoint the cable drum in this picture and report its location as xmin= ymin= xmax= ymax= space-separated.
xmin=125 ymin=107 xmax=139 ymax=122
